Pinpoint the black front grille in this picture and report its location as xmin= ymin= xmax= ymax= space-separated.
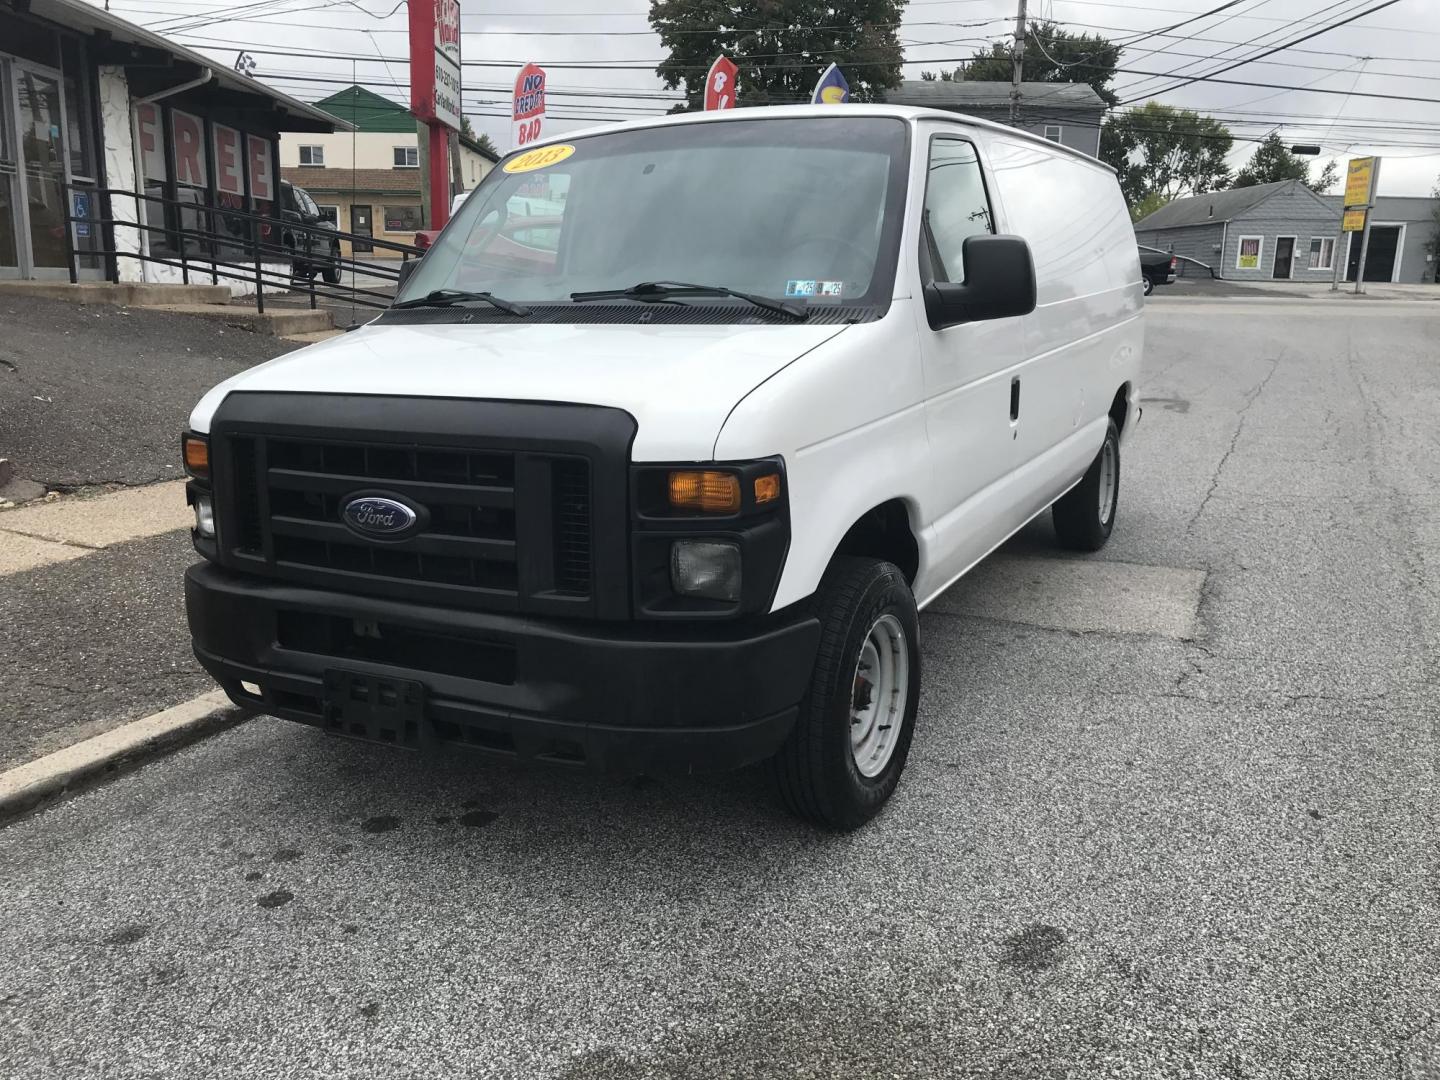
xmin=208 ymin=394 xmax=635 ymax=620
xmin=255 ymin=435 xmax=521 ymax=597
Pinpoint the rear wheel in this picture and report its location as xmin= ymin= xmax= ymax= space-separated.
xmin=1142 ymin=275 xmax=1154 ymax=296
xmin=1053 ymin=418 xmax=1120 ymax=551
xmin=322 ymin=246 xmax=342 ymax=285
xmin=773 ymin=557 xmax=921 ymax=830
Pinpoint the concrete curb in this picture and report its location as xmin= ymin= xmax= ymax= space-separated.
xmin=0 ymin=691 xmax=250 ymax=825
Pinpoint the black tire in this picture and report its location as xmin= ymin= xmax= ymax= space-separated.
xmin=1053 ymin=418 xmax=1120 ymax=551
xmin=322 ymin=249 xmax=342 ymax=285
xmin=1142 ymin=275 xmax=1154 ymax=296
xmin=773 ymin=557 xmax=921 ymax=831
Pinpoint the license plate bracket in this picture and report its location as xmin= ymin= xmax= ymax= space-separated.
xmin=322 ymin=670 xmax=429 ymax=749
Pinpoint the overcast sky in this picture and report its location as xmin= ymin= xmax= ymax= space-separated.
xmin=98 ymin=0 xmax=1440 ymax=195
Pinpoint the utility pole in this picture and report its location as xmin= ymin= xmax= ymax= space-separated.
xmin=1353 ymin=157 xmax=1381 ymax=295
xmin=1010 ymin=0 xmax=1028 ymax=124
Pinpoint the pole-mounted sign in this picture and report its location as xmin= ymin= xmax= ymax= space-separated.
xmin=704 ymin=56 xmax=737 ymax=110
xmin=513 ymin=62 xmax=547 ymax=148
xmin=408 ymin=0 xmax=461 ymax=229
xmin=1339 ymin=155 xmax=1381 ymax=294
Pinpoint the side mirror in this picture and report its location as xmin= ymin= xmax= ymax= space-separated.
xmin=924 ymin=234 xmax=1036 ymax=329
xmin=396 ymin=259 xmax=419 ymax=292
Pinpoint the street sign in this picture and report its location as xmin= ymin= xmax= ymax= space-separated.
xmin=513 ymin=63 xmax=546 ymax=148
xmin=1344 ymin=156 xmax=1376 ymax=209
xmin=1342 ymin=209 xmax=1367 ymax=233
xmin=704 ymin=56 xmax=737 ymax=111
xmin=408 ymin=0 xmax=461 ymax=131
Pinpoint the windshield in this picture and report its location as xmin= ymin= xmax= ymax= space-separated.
xmin=396 ymin=116 xmax=909 ymax=312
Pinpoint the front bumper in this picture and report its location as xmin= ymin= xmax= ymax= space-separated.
xmin=186 ymin=563 xmax=820 ymax=774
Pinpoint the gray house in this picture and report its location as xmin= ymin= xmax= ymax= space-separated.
xmin=1134 ymin=179 xmax=1439 ymax=283
xmin=883 ymin=81 xmax=1104 ymax=157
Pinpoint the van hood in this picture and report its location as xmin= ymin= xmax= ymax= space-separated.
xmin=189 ymin=319 xmax=849 ymax=460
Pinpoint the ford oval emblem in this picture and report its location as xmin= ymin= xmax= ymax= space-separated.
xmin=341 ymin=495 xmax=419 ymax=540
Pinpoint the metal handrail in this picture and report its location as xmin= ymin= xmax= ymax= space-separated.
xmin=62 ymin=183 xmax=423 ymax=314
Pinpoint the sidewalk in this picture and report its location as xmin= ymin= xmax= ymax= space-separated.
xmin=1158 ymin=276 xmax=1440 ymax=302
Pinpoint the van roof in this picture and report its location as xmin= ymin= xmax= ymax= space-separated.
xmin=513 ymin=103 xmax=1116 ymax=175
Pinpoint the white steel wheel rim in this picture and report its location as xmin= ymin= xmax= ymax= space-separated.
xmin=849 ymin=614 xmax=909 ymax=779
xmin=1097 ymin=438 xmax=1118 ymax=526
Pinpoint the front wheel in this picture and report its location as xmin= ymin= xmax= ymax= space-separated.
xmin=1052 ymin=418 xmax=1120 ymax=551
xmin=322 ymin=249 xmax=342 ymax=285
xmin=773 ymin=557 xmax=921 ymax=830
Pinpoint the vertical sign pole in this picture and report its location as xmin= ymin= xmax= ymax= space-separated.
xmin=429 ymin=123 xmax=449 ymax=230
xmin=1330 ymin=229 xmax=1344 ymax=292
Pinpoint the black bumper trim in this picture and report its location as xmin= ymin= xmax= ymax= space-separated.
xmin=186 ymin=563 xmax=819 ymax=774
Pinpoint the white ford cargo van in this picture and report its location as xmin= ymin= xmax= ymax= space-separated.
xmin=182 ymin=105 xmax=1142 ymax=829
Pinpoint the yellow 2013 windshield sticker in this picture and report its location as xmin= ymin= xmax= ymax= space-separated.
xmin=503 ymin=144 xmax=575 ymax=174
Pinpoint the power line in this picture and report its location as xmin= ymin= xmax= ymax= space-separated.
xmin=1119 ymin=0 xmax=1407 ymax=102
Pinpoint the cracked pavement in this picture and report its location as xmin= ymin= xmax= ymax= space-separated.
xmin=1 ymin=298 xmax=1438 ymax=1077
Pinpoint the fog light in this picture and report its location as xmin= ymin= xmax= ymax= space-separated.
xmin=671 ymin=540 xmax=741 ymax=601
xmin=193 ymin=495 xmax=215 ymax=538
xmin=240 ymin=680 xmax=261 ymax=697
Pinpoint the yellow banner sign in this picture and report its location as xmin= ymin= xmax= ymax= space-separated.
xmin=1344 ymin=157 xmax=1376 ymax=208
xmin=1342 ymin=209 xmax=1367 ymax=232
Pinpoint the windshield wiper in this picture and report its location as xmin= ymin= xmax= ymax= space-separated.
xmin=392 ymin=289 xmax=531 ymax=317
xmin=569 ymin=281 xmax=808 ymax=320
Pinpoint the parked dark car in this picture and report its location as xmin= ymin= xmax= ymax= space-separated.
xmin=280 ymin=179 xmax=342 ymax=284
xmin=1138 ymin=245 xmax=1176 ymax=296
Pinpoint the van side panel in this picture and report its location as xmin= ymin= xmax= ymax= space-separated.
xmin=984 ymin=136 xmax=1143 ymax=507
xmin=712 ymin=312 xmax=929 ymax=613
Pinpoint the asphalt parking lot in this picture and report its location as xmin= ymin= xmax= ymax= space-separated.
xmin=1 ymin=297 xmax=1438 ymax=1077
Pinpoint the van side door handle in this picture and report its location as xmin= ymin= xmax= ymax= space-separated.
xmin=1010 ymin=377 xmax=1021 ymax=422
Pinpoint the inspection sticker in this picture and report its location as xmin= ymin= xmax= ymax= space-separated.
xmin=503 ymin=143 xmax=575 ymax=174
xmin=786 ymin=279 xmax=842 ymax=297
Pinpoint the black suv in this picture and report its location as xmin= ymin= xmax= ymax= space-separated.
xmin=280 ymin=180 xmax=342 ymax=284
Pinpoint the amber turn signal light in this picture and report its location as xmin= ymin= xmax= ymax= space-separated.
xmin=182 ymin=434 xmax=210 ymax=478
xmin=668 ymin=470 xmax=741 ymax=513
xmin=753 ymin=473 xmax=781 ymax=505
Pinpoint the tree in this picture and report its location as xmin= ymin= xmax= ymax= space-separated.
xmin=920 ymin=21 xmax=1121 ymax=105
xmin=474 ymin=132 xmax=499 ymax=158
xmin=1129 ymin=191 xmax=1170 ymax=224
xmin=1101 ymin=101 xmax=1233 ymax=207
xmin=649 ymin=0 xmax=906 ymax=110
xmin=460 ymin=114 xmax=475 ymax=138
xmin=1233 ymin=134 xmax=1337 ymax=192
xmin=1426 ymin=174 xmax=1440 ymax=282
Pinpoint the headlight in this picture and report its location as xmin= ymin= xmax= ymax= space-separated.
xmin=193 ymin=494 xmax=215 ymax=538
xmin=670 ymin=540 xmax=741 ymax=601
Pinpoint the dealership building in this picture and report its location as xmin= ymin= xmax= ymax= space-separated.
xmin=1 ymin=0 xmax=347 ymax=282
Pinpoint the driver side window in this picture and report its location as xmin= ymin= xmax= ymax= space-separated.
xmin=922 ymin=137 xmax=994 ymax=284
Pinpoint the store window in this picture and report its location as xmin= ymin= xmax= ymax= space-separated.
xmin=1236 ymin=235 xmax=1263 ymax=270
xmin=393 ymin=146 xmax=418 ymax=168
xmin=299 ymin=145 xmax=325 ymax=166
xmin=1043 ymin=125 xmax=1062 ymax=143
xmin=1308 ymin=237 xmax=1335 ymax=270
xmin=384 ymin=205 xmax=422 ymax=231
xmin=316 ymin=205 xmax=339 ymax=225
